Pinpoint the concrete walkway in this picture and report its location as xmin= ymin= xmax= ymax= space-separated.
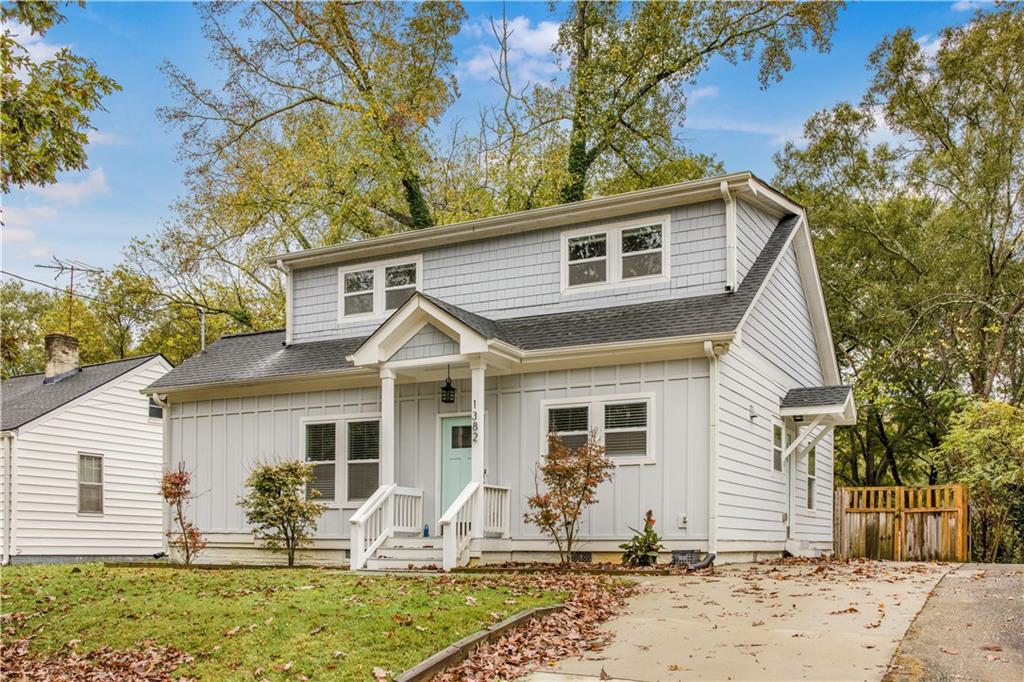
xmin=885 ymin=564 xmax=1024 ymax=682
xmin=524 ymin=560 xmax=950 ymax=682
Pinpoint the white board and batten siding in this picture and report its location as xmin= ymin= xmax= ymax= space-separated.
xmin=168 ymin=360 xmax=711 ymax=550
xmin=718 ymin=230 xmax=834 ymax=546
xmin=10 ymin=358 xmax=170 ymax=559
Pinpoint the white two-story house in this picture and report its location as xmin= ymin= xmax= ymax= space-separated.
xmin=145 ymin=172 xmax=855 ymax=570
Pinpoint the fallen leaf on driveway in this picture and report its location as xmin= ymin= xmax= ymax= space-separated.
xmin=980 ymin=644 xmax=1003 ymax=651
xmin=939 ymin=646 xmax=959 ymax=655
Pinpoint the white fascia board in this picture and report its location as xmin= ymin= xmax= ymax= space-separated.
xmin=269 ymin=173 xmax=799 ymax=270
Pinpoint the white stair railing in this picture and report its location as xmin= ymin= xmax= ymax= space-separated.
xmin=349 ymin=484 xmax=423 ymax=570
xmin=483 ymin=484 xmax=511 ymax=537
xmin=439 ymin=481 xmax=481 ymax=571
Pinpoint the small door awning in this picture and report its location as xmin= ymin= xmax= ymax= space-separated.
xmin=779 ymin=385 xmax=856 ymax=426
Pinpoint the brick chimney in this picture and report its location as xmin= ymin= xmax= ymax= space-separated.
xmin=44 ymin=333 xmax=80 ymax=382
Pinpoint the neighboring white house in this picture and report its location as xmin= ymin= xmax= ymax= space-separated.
xmin=1 ymin=333 xmax=172 ymax=564
xmin=146 ymin=172 xmax=856 ymax=570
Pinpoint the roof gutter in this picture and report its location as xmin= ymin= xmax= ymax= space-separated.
xmin=720 ymin=181 xmax=737 ymax=292
xmin=703 ymin=339 xmax=730 ymax=558
xmin=269 ymin=172 xmax=787 ymax=269
xmin=2 ymin=430 xmax=15 ymax=565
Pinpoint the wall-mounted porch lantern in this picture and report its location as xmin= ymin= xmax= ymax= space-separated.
xmin=440 ymin=365 xmax=456 ymax=404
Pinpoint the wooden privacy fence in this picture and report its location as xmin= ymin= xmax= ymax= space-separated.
xmin=834 ymin=484 xmax=968 ymax=562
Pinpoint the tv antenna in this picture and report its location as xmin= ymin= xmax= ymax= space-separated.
xmin=34 ymin=257 xmax=103 ymax=335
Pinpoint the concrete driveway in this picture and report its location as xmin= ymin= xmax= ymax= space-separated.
xmin=524 ymin=560 xmax=950 ymax=682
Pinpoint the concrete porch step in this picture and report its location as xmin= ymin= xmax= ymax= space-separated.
xmin=385 ymin=537 xmax=441 ymax=549
xmin=374 ymin=548 xmax=443 ymax=561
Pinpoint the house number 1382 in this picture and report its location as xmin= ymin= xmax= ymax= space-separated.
xmin=471 ymin=400 xmax=479 ymax=442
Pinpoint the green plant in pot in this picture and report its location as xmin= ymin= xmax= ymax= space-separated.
xmin=620 ymin=509 xmax=664 ymax=566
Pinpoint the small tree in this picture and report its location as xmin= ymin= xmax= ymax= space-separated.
xmin=525 ymin=430 xmax=614 ymax=565
xmin=936 ymin=401 xmax=1024 ymax=563
xmin=237 ymin=461 xmax=327 ymax=567
xmin=160 ymin=464 xmax=207 ymax=565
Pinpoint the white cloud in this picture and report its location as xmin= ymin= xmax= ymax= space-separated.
xmin=27 ymin=246 xmax=49 ymax=259
xmin=462 ymin=16 xmax=560 ymax=85
xmin=1 ymin=19 xmax=65 ymax=83
xmin=2 ymin=205 xmax=59 ymax=231
xmin=951 ymin=1 xmax=988 ymax=12
xmin=27 ymin=168 xmax=109 ymax=206
xmin=916 ymin=34 xmax=942 ymax=59
xmin=687 ymin=85 xmax=719 ymax=103
xmin=3 ymin=226 xmax=38 ymax=244
xmin=685 ymin=117 xmax=804 ymax=146
xmin=87 ymin=130 xmax=127 ymax=146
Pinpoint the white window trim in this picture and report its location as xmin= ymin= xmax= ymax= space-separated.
xmin=77 ymin=452 xmax=104 ymax=516
xmin=337 ymin=254 xmax=423 ymax=323
xmin=539 ymin=392 xmax=656 ymax=466
xmin=560 ymin=215 xmax=671 ymax=294
xmin=298 ymin=413 xmax=382 ymax=509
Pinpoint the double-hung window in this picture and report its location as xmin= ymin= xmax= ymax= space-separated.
xmin=338 ymin=256 xmax=421 ymax=320
xmin=544 ymin=395 xmax=653 ymax=464
xmin=806 ymin=447 xmax=816 ymax=510
xmin=303 ymin=418 xmax=381 ymax=505
xmin=561 ymin=216 xmax=669 ymax=292
xmin=771 ymin=423 xmax=784 ymax=472
xmin=78 ymin=453 xmax=103 ymax=514
xmin=305 ymin=422 xmax=337 ymax=501
xmin=148 ymin=397 xmax=163 ymax=419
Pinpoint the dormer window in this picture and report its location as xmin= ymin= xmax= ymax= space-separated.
xmin=338 ymin=256 xmax=422 ymax=321
xmin=561 ymin=215 xmax=670 ymax=293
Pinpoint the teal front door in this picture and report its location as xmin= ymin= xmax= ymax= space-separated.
xmin=440 ymin=416 xmax=473 ymax=514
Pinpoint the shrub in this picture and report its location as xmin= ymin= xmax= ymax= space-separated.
xmin=160 ymin=464 xmax=207 ymax=565
xmin=936 ymin=400 xmax=1024 ymax=563
xmin=237 ymin=461 xmax=327 ymax=567
xmin=524 ymin=430 xmax=614 ymax=565
xmin=619 ymin=510 xmax=663 ymax=567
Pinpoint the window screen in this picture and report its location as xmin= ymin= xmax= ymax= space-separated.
xmin=347 ymin=420 xmax=380 ymax=501
xmin=305 ymin=422 xmax=336 ymax=501
xmin=384 ymin=263 xmax=417 ymax=310
xmin=78 ymin=454 xmax=103 ymax=513
xmin=343 ymin=269 xmax=374 ymax=316
xmin=567 ymin=234 xmax=607 ymax=286
xmin=148 ymin=398 xmax=163 ymax=419
xmin=548 ymin=406 xmax=589 ymax=450
xmin=605 ymin=402 xmax=648 ymax=457
xmin=621 ymin=224 xmax=662 ymax=279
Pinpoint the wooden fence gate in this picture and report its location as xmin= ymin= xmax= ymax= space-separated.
xmin=834 ymin=485 xmax=968 ymax=562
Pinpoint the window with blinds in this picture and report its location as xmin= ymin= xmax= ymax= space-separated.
xmin=347 ymin=420 xmax=380 ymax=501
xmin=305 ymin=422 xmax=336 ymax=501
xmin=78 ymin=453 xmax=103 ymax=513
xmin=548 ymin=405 xmax=589 ymax=450
xmin=604 ymin=402 xmax=648 ymax=457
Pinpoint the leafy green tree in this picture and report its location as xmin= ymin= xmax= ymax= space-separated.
xmin=238 ymin=461 xmax=327 ymax=567
xmin=936 ymin=401 xmax=1024 ymax=563
xmin=544 ymin=0 xmax=842 ymax=202
xmin=1 ymin=1 xmax=119 ymax=192
xmin=775 ymin=3 xmax=1024 ymax=486
xmin=1 ymin=280 xmax=50 ymax=377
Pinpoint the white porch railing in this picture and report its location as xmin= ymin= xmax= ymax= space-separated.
xmin=439 ymin=481 xmax=480 ymax=571
xmin=349 ymin=484 xmax=423 ymax=570
xmin=483 ymin=484 xmax=511 ymax=537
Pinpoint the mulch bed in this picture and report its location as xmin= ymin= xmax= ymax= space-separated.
xmin=0 ymin=636 xmax=193 ymax=681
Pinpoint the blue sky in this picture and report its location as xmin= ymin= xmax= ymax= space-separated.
xmin=2 ymin=1 xmax=981 ymax=291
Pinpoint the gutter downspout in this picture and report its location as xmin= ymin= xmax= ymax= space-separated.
xmin=152 ymin=394 xmax=171 ymax=558
xmin=1 ymin=431 xmax=15 ymax=565
xmin=703 ymin=340 xmax=728 ymax=558
xmin=720 ymin=181 xmax=737 ymax=292
xmin=276 ymin=259 xmax=294 ymax=346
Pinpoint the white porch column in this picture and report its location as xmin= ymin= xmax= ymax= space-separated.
xmin=470 ymin=357 xmax=486 ymax=537
xmin=380 ymin=367 xmax=396 ymax=486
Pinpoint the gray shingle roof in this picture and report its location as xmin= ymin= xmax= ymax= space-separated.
xmin=149 ymin=214 xmax=801 ymax=391
xmin=781 ymin=385 xmax=852 ymax=410
xmin=2 ymin=355 xmax=162 ymax=431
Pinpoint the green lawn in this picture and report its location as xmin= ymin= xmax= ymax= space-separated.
xmin=0 ymin=564 xmax=564 ymax=680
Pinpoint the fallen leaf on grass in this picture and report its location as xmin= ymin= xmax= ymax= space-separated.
xmin=372 ymin=666 xmax=392 ymax=681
